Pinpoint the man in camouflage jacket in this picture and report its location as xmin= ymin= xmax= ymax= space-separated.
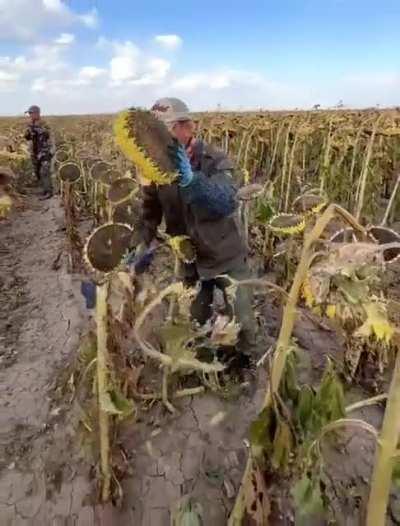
xmin=24 ymin=105 xmax=53 ymax=199
xmin=138 ymin=97 xmax=256 ymax=348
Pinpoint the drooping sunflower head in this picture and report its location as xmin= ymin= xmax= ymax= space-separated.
xmin=114 ymin=108 xmax=177 ymax=185
xmin=55 ymin=148 xmax=70 ymax=165
xmin=269 ymin=213 xmax=306 ymax=236
xmin=367 ymin=226 xmax=400 ymax=263
xmin=58 ymin=162 xmax=81 ymax=184
xmin=108 ymin=177 xmax=137 ymax=205
xmin=112 ymin=201 xmax=138 ymax=227
xmin=89 ymin=160 xmax=114 ymax=185
xmin=292 ymin=193 xmax=327 ymax=216
xmin=84 ymin=222 xmax=133 ymax=273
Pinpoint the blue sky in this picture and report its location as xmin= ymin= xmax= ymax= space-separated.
xmin=0 ymin=0 xmax=399 ymax=114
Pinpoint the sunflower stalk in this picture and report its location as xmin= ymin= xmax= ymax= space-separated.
xmin=355 ymin=115 xmax=381 ymax=220
xmin=381 ymin=173 xmax=400 ymax=226
xmin=96 ymin=281 xmax=111 ymax=502
xmin=366 ymin=349 xmax=400 ymax=526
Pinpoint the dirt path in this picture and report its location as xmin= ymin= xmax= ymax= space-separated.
xmin=0 ymin=195 xmax=94 ymax=525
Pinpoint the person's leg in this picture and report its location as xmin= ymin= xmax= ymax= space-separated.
xmin=190 ymin=279 xmax=215 ymax=325
xmin=218 ymin=263 xmax=257 ymax=347
xmin=179 ymin=261 xmax=199 ymax=288
xmin=39 ymin=159 xmax=53 ymax=196
xmin=32 ymin=158 xmax=40 ymax=182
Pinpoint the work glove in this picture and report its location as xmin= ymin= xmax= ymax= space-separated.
xmin=167 ymin=142 xmax=194 ymax=187
xmin=125 ymin=243 xmax=155 ymax=274
xmin=81 ymin=280 xmax=96 ymax=309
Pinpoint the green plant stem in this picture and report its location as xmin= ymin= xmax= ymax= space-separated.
xmin=366 ymin=350 xmax=400 ymax=526
xmin=96 ymin=281 xmax=111 ymax=502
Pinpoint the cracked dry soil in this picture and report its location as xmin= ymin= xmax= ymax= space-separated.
xmin=0 ymin=195 xmax=93 ymax=525
xmin=0 ymin=192 xmax=266 ymax=526
xmin=1 ymin=192 xmax=400 ymax=526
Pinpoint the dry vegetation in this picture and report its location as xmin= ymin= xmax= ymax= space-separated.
xmin=1 ymin=108 xmax=400 ymax=525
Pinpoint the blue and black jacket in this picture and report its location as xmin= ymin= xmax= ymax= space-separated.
xmin=140 ymin=139 xmax=247 ymax=279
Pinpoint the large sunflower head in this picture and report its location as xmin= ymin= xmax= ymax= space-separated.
xmin=114 ymin=108 xmax=177 ymax=185
xmin=84 ymin=222 xmax=133 ymax=273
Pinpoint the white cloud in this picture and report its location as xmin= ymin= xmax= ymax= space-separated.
xmin=110 ymin=41 xmax=141 ymax=84
xmin=172 ymin=70 xmax=265 ymax=91
xmin=0 ymin=0 xmax=99 ymax=41
xmin=76 ymin=66 xmax=107 ymax=85
xmin=31 ymin=77 xmax=47 ymax=92
xmin=78 ymin=8 xmax=99 ymax=29
xmin=54 ymin=33 xmax=75 ymax=46
xmin=154 ymin=34 xmax=182 ymax=50
xmin=79 ymin=66 xmax=107 ymax=80
xmin=42 ymin=0 xmax=65 ymax=13
xmin=109 ymin=40 xmax=171 ymax=87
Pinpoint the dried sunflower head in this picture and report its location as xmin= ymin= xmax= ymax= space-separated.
xmin=90 ymin=160 xmax=114 ymax=185
xmin=84 ymin=222 xmax=133 ymax=273
xmin=55 ymin=149 xmax=70 ymax=164
xmin=58 ymin=162 xmax=81 ymax=184
xmin=112 ymin=202 xmax=138 ymax=227
xmin=292 ymin=193 xmax=327 ymax=216
xmin=269 ymin=213 xmax=306 ymax=236
xmin=108 ymin=177 xmax=137 ymax=205
xmin=367 ymin=226 xmax=400 ymax=263
xmin=114 ymin=108 xmax=177 ymax=185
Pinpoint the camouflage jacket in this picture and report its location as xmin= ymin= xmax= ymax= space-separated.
xmin=24 ymin=120 xmax=53 ymax=161
xmin=140 ymin=139 xmax=247 ymax=279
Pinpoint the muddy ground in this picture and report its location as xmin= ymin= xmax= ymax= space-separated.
xmin=1 ymin=189 xmax=400 ymax=525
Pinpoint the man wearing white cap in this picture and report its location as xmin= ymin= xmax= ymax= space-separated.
xmin=139 ymin=97 xmax=256 ymax=349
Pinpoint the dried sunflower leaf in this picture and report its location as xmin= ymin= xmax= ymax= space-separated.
xmin=243 ymin=464 xmax=271 ymax=526
xmin=210 ymin=315 xmax=240 ymax=347
xmin=355 ymin=301 xmax=394 ymax=343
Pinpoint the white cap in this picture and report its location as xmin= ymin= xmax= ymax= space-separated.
xmin=151 ymin=97 xmax=191 ymax=124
